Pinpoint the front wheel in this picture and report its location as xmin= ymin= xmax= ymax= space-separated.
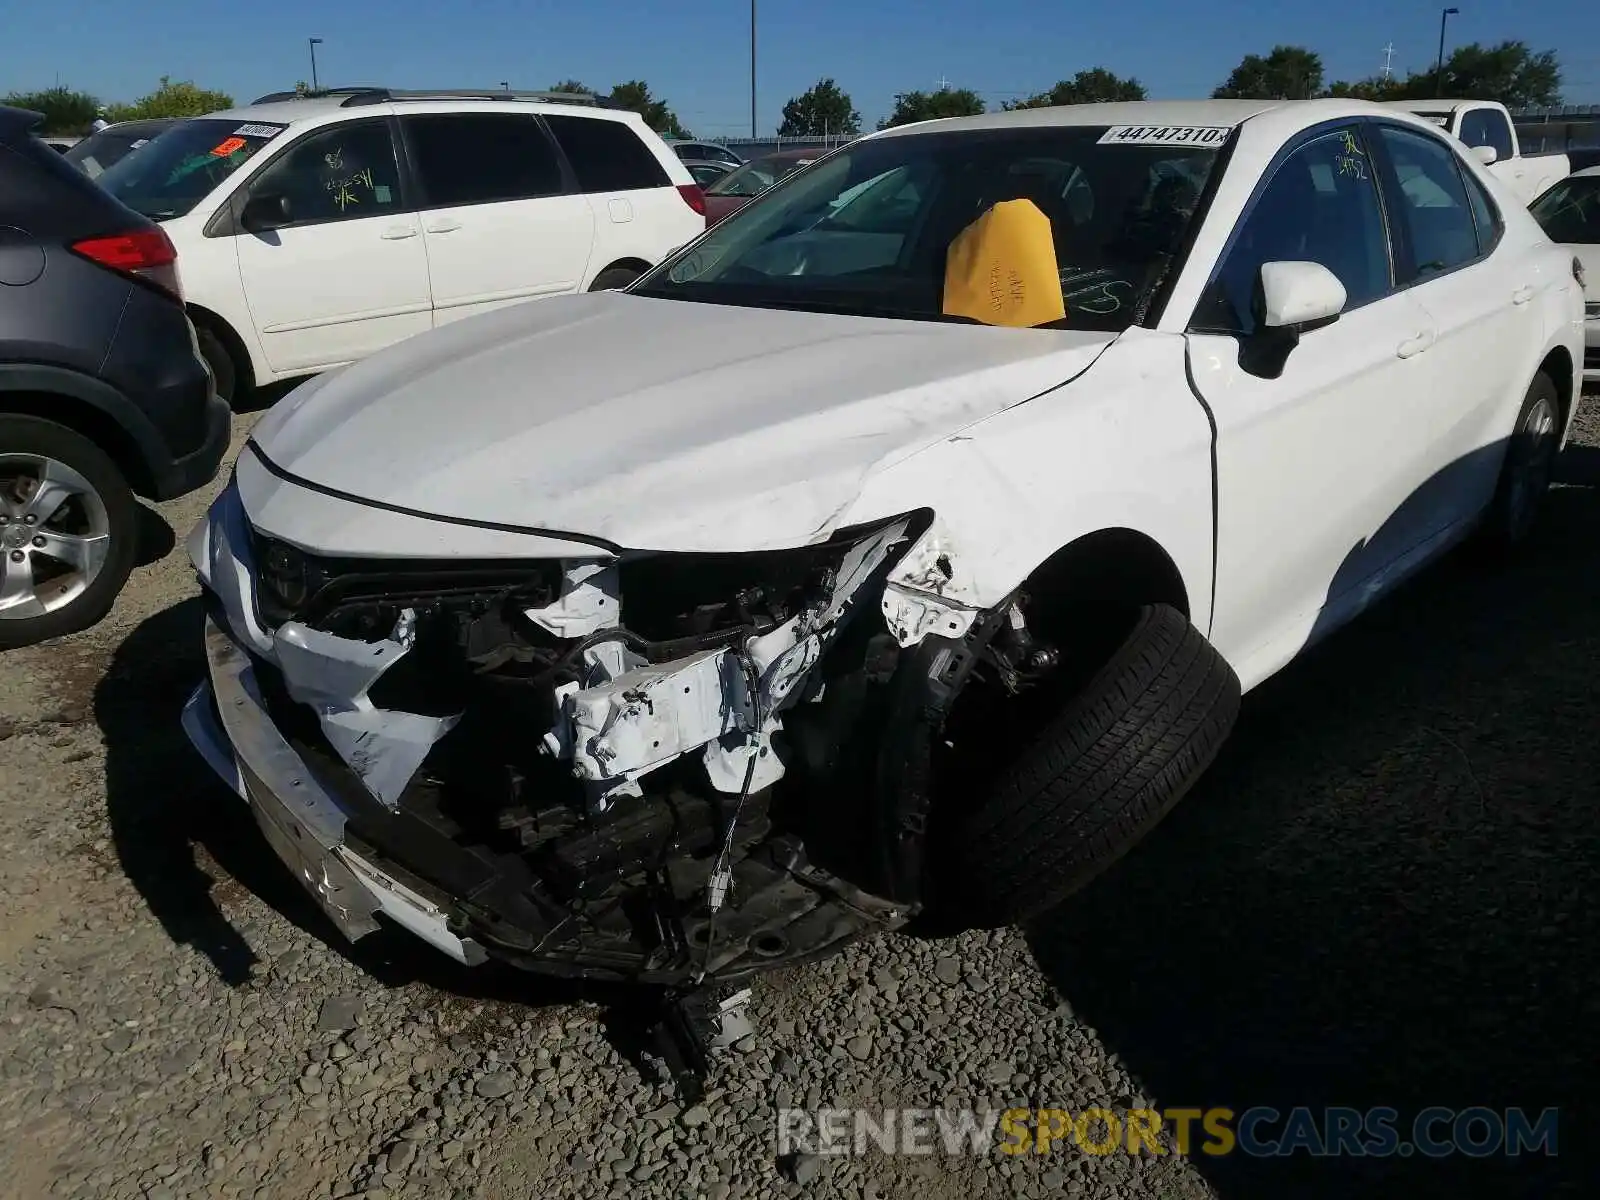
xmin=1480 ymin=371 xmax=1561 ymax=548
xmin=588 ymin=266 xmax=643 ymax=292
xmin=0 ymin=416 xmax=138 ymax=649
xmin=928 ymin=604 xmax=1241 ymax=929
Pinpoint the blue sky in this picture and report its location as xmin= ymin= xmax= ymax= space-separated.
xmin=7 ymin=0 xmax=1599 ymax=134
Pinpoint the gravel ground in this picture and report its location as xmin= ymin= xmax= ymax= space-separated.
xmin=2 ymin=396 xmax=1597 ymax=1199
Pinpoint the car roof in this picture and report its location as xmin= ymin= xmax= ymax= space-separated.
xmin=747 ymin=148 xmax=817 ymax=162
xmin=208 ymin=93 xmax=650 ymax=129
xmin=870 ymin=99 xmax=1285 ymax=139
xmin=99 ymin=117 xmax=183 ymax=135
xmin=1569 ymin=165 xmax=1600 ymax=179
xmin=0 ymin=105 xmax=43 ymax=140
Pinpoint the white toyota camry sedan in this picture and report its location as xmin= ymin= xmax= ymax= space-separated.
xmin=182 ymin=100 xmax=1585 ymax=1004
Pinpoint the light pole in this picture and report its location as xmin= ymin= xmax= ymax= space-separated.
xmin=308 ymin=37 xmax=323 ymax=92
xmin=749 ymin=0 xmax=757 ymax=139
xmin=1434 ymin=8 xmax=1459 ymax=97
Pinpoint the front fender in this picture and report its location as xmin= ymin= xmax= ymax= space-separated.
xmin=846 ymin=328 xmax=1217 ymax=638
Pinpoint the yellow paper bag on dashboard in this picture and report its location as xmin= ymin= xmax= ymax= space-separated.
xmin=941 ymin=199 xmax=1065 ymax=327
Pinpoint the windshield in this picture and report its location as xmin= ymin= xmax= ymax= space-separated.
xmin=95 ymin=118 xmax=286 ymax=219
xmin=707 ymin=154 xmax=814 ymax=198
xmin=635 ymin=126 xmax=1223 ymax=331
xmin=1530 ymin=176 xmax=1600 ymax=244
xmin=63 ymin=128 xmax=167 ymax=178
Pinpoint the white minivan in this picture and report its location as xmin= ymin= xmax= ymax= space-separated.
xmin=92 ymin=88 xmax=708 ymax=401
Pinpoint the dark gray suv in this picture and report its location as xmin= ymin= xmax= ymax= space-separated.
xmin=0 ymin=106 xmax=229 ymax=647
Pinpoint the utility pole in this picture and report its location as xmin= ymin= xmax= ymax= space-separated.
xmin=1382 ymin=43 xmax=1396 ymax=80
xmin=1434 ymin=8 xmax=1459 ymax=97
xmin=750 ymin=0 xmax=757 ymax=139
xmin=308 ymin=37 xmax=323 ymax=92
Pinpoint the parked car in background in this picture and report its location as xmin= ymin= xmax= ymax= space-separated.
xmin=703 ymin=149 xmax=816 ymax=224
xmin=63 ymin=117 xmax=182 ymax=178
xmin=1530 ymin=165 xmax=1600 ymax=381
xmin=682 ymin=159 xmax=735 ymax=187
xmin=668 ymin=139 xmax=743 ymax=169
xmin=183 ymin=99 xmax=1580 ymax=1003
xmin=1388 ymin=99 xmax=1570 ymax=204
xmin=0 ymin=107 xmax=228 ymax=647
xmin=89 ymin=87 xmax=707 ymax=404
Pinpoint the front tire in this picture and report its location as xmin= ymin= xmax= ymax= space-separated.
xmin=0 ymin=416 xmax=138 ymax=649
xmin=588 ymin=266 xmax=643 ymax=292
xmin=196 ymin=324 xmax=240 ymax=406
xmin=1480 ymin=371 xmax=1561 ymax=548
xmin=931 ymin=604 xmax=1240 ymax=928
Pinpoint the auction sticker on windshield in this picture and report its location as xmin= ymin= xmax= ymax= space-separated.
xmin=1096 ymin=126 xmax=1232 ymax=147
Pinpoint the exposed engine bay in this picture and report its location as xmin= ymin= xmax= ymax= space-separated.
xmin=192 ymin=491 xmax=1060 ymax=995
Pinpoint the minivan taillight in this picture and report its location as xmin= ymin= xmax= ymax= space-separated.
xmin=70 ymin=228 xmax=182 ymax=300
xmin=676 ymin=183 xmax=708 ymax=223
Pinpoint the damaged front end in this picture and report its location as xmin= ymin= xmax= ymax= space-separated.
xmin=185 ymin=479 xmax=1012 ymax=988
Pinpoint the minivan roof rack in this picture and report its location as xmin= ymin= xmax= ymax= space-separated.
xmin=337 ymin=88 xmax=617 ymax=108
xmin=249 ymin=86 xmax=615 ymax=108
xmin=250 ymin=86 xmax=387 ymax=104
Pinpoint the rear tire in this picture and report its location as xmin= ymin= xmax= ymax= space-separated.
xmin=588 ymin=266 xmax=643 ymax=292
xmin=931 ymin=604 xmax=1240 ymax=928
xmin=0 ymin=415 xmax=138 ymax=649
xmin=1479 ymin=371 xmax=1561 ymax=549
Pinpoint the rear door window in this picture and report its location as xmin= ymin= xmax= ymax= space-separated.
xmin=1373 ymin=124 xmax=1483 ymax=279
xmin=544 ymin=116 xmax=671 ymax=193
xmin=403 ymin=114 xmax=566 ymax=207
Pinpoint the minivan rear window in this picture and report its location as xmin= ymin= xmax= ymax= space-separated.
xmin=96 ymin=118 xmax=286 ymax=220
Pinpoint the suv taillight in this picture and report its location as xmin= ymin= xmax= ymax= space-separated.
xmin=70 ymin=228 xmax=182 ymax=300
xmin=676 ymin=183 xmax=708 ymax=222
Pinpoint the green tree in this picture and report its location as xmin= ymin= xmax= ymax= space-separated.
xmin=1400 ymin=40 xmax=1561 ymax=108
xmin=1003 ymin=68 xmax=1146 ymax=110
xmin=104 ymin=76 xmax=233 ymax=122
xmin=605 ymin=80 xmax=689 ymax=137
xmin=1322 ymin=76 xmax=1408 ymax=101
xmin=777 ymin=77 xmax=860 ymax=137
xmin=1212 ymin=46 xmax=1324 ymax=100
xmin=878 ymin=87 xmax=985 ymax=129
xmin=549 ymin=79 xmax=593 ymax=95
xmin=2 ymin=87 xmax=100 ymax=135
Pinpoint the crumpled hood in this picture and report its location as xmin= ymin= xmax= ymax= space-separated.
xmin=251 ymin=292 xmax=1115 ymax=552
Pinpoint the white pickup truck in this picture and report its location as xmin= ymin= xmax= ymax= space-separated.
xmin=1386 ymin=99 xmax=1570 ymax=204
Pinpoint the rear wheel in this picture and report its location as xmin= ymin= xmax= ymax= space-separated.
xmin=1481 ymin=371 xmax=1561 ymax=548
xmin=929 ymin=604 xmax=1240 ymax=928
xmin=0 ymin=415 xmax=138 ymax=649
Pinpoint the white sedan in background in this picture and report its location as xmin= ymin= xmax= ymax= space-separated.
xmin=1530 ymin=165 xmax=1600 ymax=382
xmin=184 ymin=100 xmax=1584 ymax=1004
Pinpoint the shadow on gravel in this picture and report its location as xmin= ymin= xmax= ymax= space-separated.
xmin=134 ymin=503 xmax=175 ymax=569
xmin=1026 ymin=444 xmax=1600 ymax=1197
xmin=95 ymin=597 xmax=615 ymax=1013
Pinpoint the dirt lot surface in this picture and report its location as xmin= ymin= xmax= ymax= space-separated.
xmin=2 ymin=397 xmax=1597 ymax=1200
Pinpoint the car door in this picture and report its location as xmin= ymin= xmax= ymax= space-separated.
xmin=1368 ymin=121 xmax=1533 ymax=535
xmin=1186 ymin=123 xmax=1442 ymax=675
xmin=235 ymin=118 xmax=431 ymax=374
xmin=401 ymin=112 xmax=595 ymax=326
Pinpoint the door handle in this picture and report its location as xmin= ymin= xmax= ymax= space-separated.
xmin=424 ymin=218 xmax=462 ymax=234
xmin=1511 ymin=284 xmax=1535 ymax=305
xmin=380 ymin=226 xmax=417 ymax=240
xmin=1396 ymin=331 xmax=1434 ymax=359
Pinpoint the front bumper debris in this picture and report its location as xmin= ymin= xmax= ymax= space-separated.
xmin=183 ymin=614 xmax=486 ymax=966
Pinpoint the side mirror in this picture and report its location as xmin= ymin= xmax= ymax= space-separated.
xmin=240 ymin=192 xmax=292 ymax=233
xmin=1471 ymin=144 xmax=1499 ymax=166
xmin=1241 ymin=261 xmax=1347 ymax=379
